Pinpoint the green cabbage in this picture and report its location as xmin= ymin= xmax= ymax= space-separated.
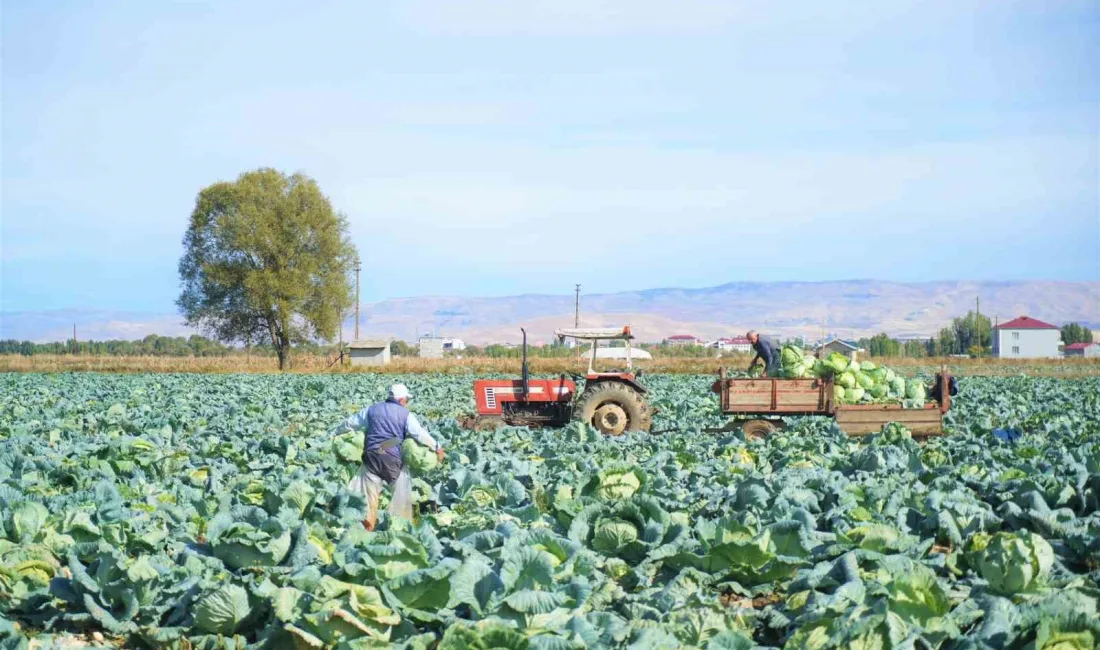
xmin=402 ymin=439 xmax=439 ymax=475
xmin=846 ymin=387 xmax=866 ymax=402
xmin=781 ymin=345 xmax=804 ymax=367
xmin=827 ymin=352 xmax=849 ymax=372
xmin=857 ymin=374 xmax=875 ymax=390
xmin=870 ymin=385 xmax=888 ymax=399
xmin=585 ymin=466 xmax=646 ymax=500
xmin=838 ymin=372 xmax=857 ymax=389
xmin=891 ymin=377 xmax=907 ymax=395
xmin=976 ymin=531 xmax=1054 ymax=595
xmin=906 ymin=381 xmax=927 ymax=400
xmin=592 ymin=519 xmax=639 ymax=554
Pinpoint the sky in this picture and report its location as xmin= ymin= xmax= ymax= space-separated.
xmin=2 ymin=0 xmax=1098 ymax=313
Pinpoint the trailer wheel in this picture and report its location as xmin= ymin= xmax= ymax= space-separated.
xmin=575 ymin=382 xmax=652 ymax=435
xmin=742 ymin=419 xmax=782 ymax=439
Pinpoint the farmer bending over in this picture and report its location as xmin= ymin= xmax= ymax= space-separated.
xmin=332 ymin=383 xmax=444 ymax=530
xmin=746 ymin=331 xmax=778 ymax=377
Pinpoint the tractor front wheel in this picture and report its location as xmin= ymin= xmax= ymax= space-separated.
xmin=575 ymin=382 xmax=652 ymax=435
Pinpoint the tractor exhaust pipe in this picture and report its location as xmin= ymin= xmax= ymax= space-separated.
xmin=520 ymin=328 xmax=529 ymax=399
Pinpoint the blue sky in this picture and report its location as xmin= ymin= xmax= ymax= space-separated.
xmin=2 ymin=0 xmax=1098 ymax=312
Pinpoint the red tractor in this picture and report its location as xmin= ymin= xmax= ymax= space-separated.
xmin=471 ymin=326 xmax=653 ymax=435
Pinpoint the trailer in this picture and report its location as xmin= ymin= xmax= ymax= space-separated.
xmin=710 ymin=369 xmax=953 ymax=438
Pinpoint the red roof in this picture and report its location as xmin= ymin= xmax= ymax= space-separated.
xmin=717 ymin=337 xmax=751 ymax=344
xmin=1065 ymin=342 xmax=1096 ymax=350
xmin=666 ymin=334 xmax=698 ymax=340
xmin=995 ymin=316 xmax=1058 ymax=330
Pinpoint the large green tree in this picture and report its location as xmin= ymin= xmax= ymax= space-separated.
xmin=935 ymin=310 xmax=991 ymax=356
xmin=178 ymin=169 xmax=357 ymax=369
xmin=1061 ymin=322 xmax=1094 ymax=345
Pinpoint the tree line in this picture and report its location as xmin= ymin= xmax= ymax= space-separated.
xmin=4 ymin=319 xmax=1092 ymax=359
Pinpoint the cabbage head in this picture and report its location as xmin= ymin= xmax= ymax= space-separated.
xmin=891 ymin=377 xmax=907 ymax=396
xmin=848 ymin=361 xmax=861 ymax=373
xmin=212 ymin=518 xmax=292 ymax=569
xmin=846 ymin=387 xmax=866 ymax=402
xmin=857 ymin=374 xmax=875 ymax=390
xmin=906 ymin=381 xmax=927 ymax=400
xmin=781 ymin=345 xmax=804 ymax=367
xmin=838 ymin=372 xmax=857 ymax=389
xmin=592 ymin=518 xmax=640 ymax=554
xmin=976 ymin=530 xmax=1054 ymax=595
xmin=860 ymin=361 xmax=876 ymax=371
xmin=870 ymin=385 xmax=888 ymax=399
xmin=834 ymin=386 xmax=846 ymax=402
xmin=584 ymin=465 xmax=646 ymax=500
xmin=401 ymin=439 xmax=439 ymax=475
xmin=827 ymin=352 xmax=849 ymax=372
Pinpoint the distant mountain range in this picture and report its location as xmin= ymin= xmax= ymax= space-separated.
xmin=3 ymin=280 xmax=1097 ymax=345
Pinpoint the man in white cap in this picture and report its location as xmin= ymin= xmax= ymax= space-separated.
xmin=331 ymin=383 xmax=444 ymax=530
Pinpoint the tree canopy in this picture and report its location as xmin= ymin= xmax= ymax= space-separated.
xmin=1061 ymin=322 xmax=1094 ymax=346
xmin=177 ymin=168 xmax=357 ymax=369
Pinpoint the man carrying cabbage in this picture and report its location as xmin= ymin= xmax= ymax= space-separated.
xmin=746 ymin=331 xmax=779 ymax=377
xmin=331 ymin=383 xmax=444 ymax=531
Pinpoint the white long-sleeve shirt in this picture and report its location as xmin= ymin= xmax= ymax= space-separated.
xmin=331 ymin=405 xmax=440 ymax=452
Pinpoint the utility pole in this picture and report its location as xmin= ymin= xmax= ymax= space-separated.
xmin=354 ymin=260 xmax=361 ymax=341
xmin=574 ymin=284 xmax=581 ymax=328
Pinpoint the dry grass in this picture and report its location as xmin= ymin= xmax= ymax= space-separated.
xmin=2 ymin=353 xmax=1099 ymax=377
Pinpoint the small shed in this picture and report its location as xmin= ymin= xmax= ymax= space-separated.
xmin=818 ymin=339 xmax=863 ymax=361
xmin=348 ymin=340 xmax=391 ymax=366
xmin=1065 ymin=342 xmax=1100 ymax=358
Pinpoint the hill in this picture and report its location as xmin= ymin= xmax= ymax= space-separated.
xmin=3 ymin=280 xmax=1097 ymax=344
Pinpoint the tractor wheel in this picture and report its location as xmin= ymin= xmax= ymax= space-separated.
xmin=460 ymin=415 xmax=504 ymax=431
xmin=741 ymin=419 xmax=782 ymax=440
xmin=575 ymin=382 xmax=652 ymax=435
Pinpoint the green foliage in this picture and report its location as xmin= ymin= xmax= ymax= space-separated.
xmin=1062 ymin=322 xmax=1094 ymax=346
xmin=177 ymin=168 xmax=358 ymax=369
xmin=0 ymin=372 xmax=1098 ymax=648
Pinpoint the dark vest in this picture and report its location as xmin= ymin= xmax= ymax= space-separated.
xmin=365 ymin=399 xmax=409 ymax=459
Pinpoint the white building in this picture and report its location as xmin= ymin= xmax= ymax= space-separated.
xmin=664 ymin=334 xmax=702 ymax=347
xmin=710 ymin=337 xmax=752 ymax=353
xmin=347 ymin=340 xmax=391 ymax=366
xmin=992 ymin=316 xmax=1061 ymax=359
xmin=442 ymin=338 xmax=466 ymax=352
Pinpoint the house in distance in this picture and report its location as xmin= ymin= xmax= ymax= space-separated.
xmin=664 ymin=334 xmax=703 ymax=347
xmin=992 ymin=316 xmax=1061 ymax=358
xmin=817 ymin=339 xmax=864 ymax=361
xmin=1064 ymin=342 xmax=1100 ymax=358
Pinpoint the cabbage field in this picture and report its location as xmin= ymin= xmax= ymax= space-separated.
xmin=2 ymin=372 xmax=1099 ymax=650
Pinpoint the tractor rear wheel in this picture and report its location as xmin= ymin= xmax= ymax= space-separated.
xmin=575 ymin=382 xmax=652 ymax=435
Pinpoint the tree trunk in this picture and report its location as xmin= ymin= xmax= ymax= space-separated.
xmin=277 ymin=344 xmax=290 ymax=370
